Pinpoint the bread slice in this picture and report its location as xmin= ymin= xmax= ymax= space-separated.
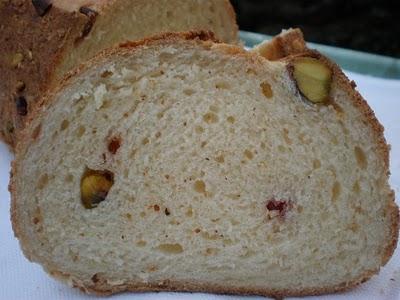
xmin=0 ymin=0 xmax=238 ymax=148
xmin=11 ymin=30 xmax=398 ymax=298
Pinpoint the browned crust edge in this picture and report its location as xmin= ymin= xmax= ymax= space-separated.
xmin=223 ymin=0 xmax=239 ymax=43
xmin=252 ymin=28 xmax=307 ymax=61
xmin=49 ymin=268 xmax=376 ymax=298
xmin=10 ymin=30 xmax=399 ymax=298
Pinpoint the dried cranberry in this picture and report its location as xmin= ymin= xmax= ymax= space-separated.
xmin=107 ymin=137 xmax=121 ymax=154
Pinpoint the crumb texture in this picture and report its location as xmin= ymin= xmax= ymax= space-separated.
xmin=0 ymin=0 xmax=237 ymax=147
xmin=13 ymin=37 xmax=396 ymax=296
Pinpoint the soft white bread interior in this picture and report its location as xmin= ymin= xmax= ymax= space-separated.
xmin=11 ymin=31 xmax=399 ymax=298
xmin=0 ymin=0 xmax=238 ymax=148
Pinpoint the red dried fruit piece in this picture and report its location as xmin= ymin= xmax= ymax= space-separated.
xmin=266 ymin=198 xmax=290 ymax=218
xmin=108 ymin=137 xmax=121 ymax=154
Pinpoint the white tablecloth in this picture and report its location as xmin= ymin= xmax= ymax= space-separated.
xmin=1 ymin=71 xmax=399 ymax=300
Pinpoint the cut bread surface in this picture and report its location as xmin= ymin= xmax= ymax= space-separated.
xmin=0 ymin=0 xmax=238 ymax=147
xmin=11 ymin=32 xmax=398 ymax=297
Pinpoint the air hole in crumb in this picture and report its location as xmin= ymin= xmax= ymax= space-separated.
xmin=150 ymin=69 xmax=164 ymax=77
xmin=140 ymin=211 xmax=146 ymax=218
xmin=65 ymin=174 xmax=74 ymax=183
xmin=183 ymin=89 xmax=195 ymax=96
xmin=354 ymin=146 xmax=367 ymax=169
xmin=60 ymin=120 xmax=69 ymax=131
xmin=278 ymin=145 xmax=286 ymax=152
xmin=195 ymin=126 xmax=204 ymax=134
xmin=201 ymin=232 xmax=218 ymax=240
xmin=147 ymin=265 xmax=158 ymax=272
xmin=194 ymin=180 xmax=206 ymax=195
xmin=142 ymin=137 xmax=149 ymax=145
xmin=164 ymin=208 xmax=170 ymax=216
xmin=313 ymin=159 xmax=321 ymax=169
xmin=100 ymin=100 xmax=112 ymax=110
xmin=227 ymin=116 xmax=235 ymax=124
xmin=215 ymin=154 xmax=224 ymax=163
xmin=331 ymin=181 xmax=341 ymax=202
xmin=215 ymin=82 xmax=229 ymax=89
xmin=129 ymin=149 xmax=137 ymax=159
xmin=91 ymin=273 xmax=100 ymax=283
xmin=353 ymin=181 xmax=360 ymax=194
xmin=330 ymin=132 xmax=340 ymax=144
xmin=155 ymin=132 xmax=161 ymax=138
xmin=298 ymin=133 xmax=312 ymax=145
xmin=244 ymin=149 xmax=254 ymax=160
xmin=260 ymin=81 xmax=273 ymax=98
xmin=201 ymin=141 xmax=207 ymax=148
xmin=347 ymin=222 xmax=360 ymax=232
xmin=136 ymin=240 xmax=147 ymax=247
xmin=205 ymin=248 xmax=218 ymax=255
xmin=157 ymin=112 xmax=164 ymax=119
xmin=157 ymin=243 xmax=183 ymax=254
xmin=100 ymin=70 xmax=113 ymax=78
xmin=186 ymin=207 xmax=193 ymax=217
xmin=209 ymin=105 xmax=219 ymax=112
xmin=37 ymin=174 xmax=49 ymax=190
xmin=228 ymin=194 xmax=241 ymax=200
xmin=203 ymin=112 xmax=218 ymax=124
xmin=32 ymin=207 xmax=42 ymax=226
xmin=126 ymin=213 xmax=132 ymax=220
xmin=76 ymin=126 xmax=86 ymax=137
xmin=282 ymin=128 xmax=292 ymax=145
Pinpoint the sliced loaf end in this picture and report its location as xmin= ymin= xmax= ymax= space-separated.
xmin=11 ymin=31 xmax=399 ymax=297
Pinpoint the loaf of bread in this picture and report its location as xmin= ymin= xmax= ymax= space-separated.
xmin=11 ymin=30 xmax=398 ymax=298
xmin=0 ymin=0 xmax=238 ymax=148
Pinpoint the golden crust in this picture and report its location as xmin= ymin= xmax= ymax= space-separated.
xmin=48 ymin=268 xmax=376 ymax=298
xmin=0 ymin=1 xmax=86 ymax=148
xmin=11 ymin=30 xmax=399 ymax=298
xmin=253 ymin=28 xmax=307 ymax=61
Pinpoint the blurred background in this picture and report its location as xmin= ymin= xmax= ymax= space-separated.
xmin=230 ymin=0 xmax=400 ymax=58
